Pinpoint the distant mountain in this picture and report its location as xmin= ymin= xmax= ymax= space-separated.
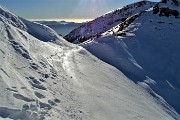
xmin=1 ymin=4 xmax=178 ymax=120
xmin=36 ymin=21 xmax=76 ymax=25
xmin=81 ymin=0 xmax=180 ymax=115
xmin=64 ymin=1 xmax=156 ymax=43
xmin=36 ymin=21 xmax=83 ymax=36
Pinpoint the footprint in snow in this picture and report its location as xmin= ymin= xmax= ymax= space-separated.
xmin=13 ymin=93 xmax=35 ymax=102
xmin=34 ymin=92 xmax=46 ymax=99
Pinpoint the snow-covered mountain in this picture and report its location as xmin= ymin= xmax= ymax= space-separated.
xmin=64 ymin=0 xmax=156 ymax=43
xmin=0 ymin=3 xmax=180 ymax=120
xmin=81 ymin=0 xmax=180 ymax=116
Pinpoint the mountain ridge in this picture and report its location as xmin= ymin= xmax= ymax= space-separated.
xmin=0 ymin=2 xmax=180 ymax=120
xmin=81 ymin=0 xmax=180 ymax=115
xmin=64 ymin=0 xmax=156 ymax=43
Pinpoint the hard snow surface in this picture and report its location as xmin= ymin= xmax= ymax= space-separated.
xmin=0 ymin=4 xmax=179 ymax=120
xmin=82 ymin=0 xmax=180 ymax=119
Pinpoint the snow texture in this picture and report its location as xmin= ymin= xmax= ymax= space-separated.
xmin=0 ymin=2 xmax=180 ymax=120
xmin=82 ymin=0 xmax=180 ymax=118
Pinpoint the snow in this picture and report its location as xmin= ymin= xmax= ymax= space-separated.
xmin=82 ymin=0 xmax=180 ymax=118
xmin=0 ymin=2 xmax=180 ymax=120
xmin=64 ymin=0 xmax=156 ymax=43
xmin=0 ymin=5 xmax=64 ymax=43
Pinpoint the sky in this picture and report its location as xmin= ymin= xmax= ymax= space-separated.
xmin=0 ymin=0 xmax=159 ymax=21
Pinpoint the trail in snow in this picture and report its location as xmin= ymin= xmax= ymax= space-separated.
xmin=0 ymin=3 xmax=180 ymax=120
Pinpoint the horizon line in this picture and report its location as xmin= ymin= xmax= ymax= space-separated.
xmin=28 ymin=18 xmax=94 ymax=23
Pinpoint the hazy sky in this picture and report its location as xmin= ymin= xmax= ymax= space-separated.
xmin=0 ymin=0 xmax=159 ymax=19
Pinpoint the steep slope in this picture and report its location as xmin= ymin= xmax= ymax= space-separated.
xmin=64 ymin=0 xmax=156 ymax=43
xmin=82 ymin=0 xmax=180 ymax=115
xmin=0 ymin=6 xmax=61 ymax=43
xmin=0 ymin=5 xmax=179 ymax=120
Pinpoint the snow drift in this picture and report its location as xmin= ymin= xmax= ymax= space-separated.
xmin=81 ymin=0 xmax=180 ymax=116
xmin=0 ymin=3 xmax=179 ymax=120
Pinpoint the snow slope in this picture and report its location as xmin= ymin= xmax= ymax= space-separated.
xmin=0 ymin=6 xmax=61 ymax=43
xmin=64 ymin=0 xmax=156 ymax=43
xmin=0 ymin=4 xmax=179 ymax=120
xmin=82 ymin=0 xmax=180 ymax=116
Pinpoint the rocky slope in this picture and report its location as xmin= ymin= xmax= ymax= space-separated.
xmin=64 ymin=0 xmax=156 ymax=43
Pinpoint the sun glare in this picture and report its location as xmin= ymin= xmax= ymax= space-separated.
xmin=67 ymin=0 xmax=105 ymax=19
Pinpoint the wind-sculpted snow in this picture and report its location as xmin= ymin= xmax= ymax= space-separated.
xmin=20 ymin=18 xmax=62 ymax=42
xmin=0 ymin=4 xmax=179 ymax=120
xmin=83 ymin=0 xmax=180 ymax=117
xmin=0 ymin=5 xmax=63 ymax=43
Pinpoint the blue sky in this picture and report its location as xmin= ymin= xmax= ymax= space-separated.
xmin=0 ymin=0 xmax=159 ymax=19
